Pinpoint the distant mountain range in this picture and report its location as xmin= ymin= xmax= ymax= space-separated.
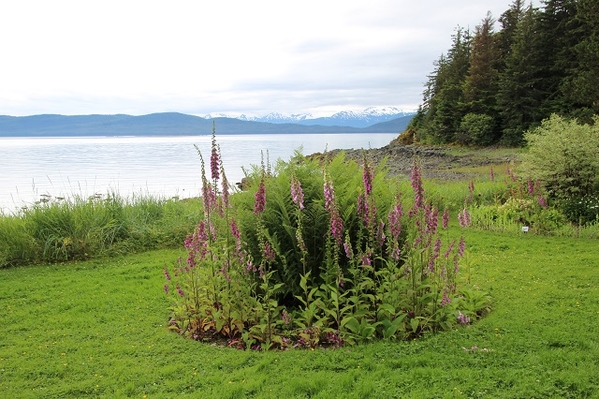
xmin=0 ymin=109 xmax=415 ymax=137
xmin=205 ymin=106 xmax=413 ymax=128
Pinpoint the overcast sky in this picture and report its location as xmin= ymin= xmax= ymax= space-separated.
xmin=0 ymin=0 xmax=538 ymax=117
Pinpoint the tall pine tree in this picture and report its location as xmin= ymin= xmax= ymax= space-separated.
xmin=460 ymin=12 xmax=501 ymax=145
xmin=535 ymin=0 xmax=578 ymax=117
xmin=416 ymin=27 xmax=471 ymax=144
xmin=497 ymin=0 xmax=525 ymax=60
xmin=497 ymin=4 xmax=544 ymax=145
xmin=560 ymin=0 xmax=599 ymax=121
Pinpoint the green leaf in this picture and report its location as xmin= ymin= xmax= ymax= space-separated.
xmin=361 ymin=326 xmax=376 ymax=338
xmin=343 ymin=316 xmax=360 ymax=333
xmin=299 ymin=273 xmax=309 ymax=292
xmin=410 ymin=318 xmax=420 ymax=333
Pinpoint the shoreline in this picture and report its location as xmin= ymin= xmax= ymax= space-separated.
xmin=313 ymin=139 xmax=521 ymax=181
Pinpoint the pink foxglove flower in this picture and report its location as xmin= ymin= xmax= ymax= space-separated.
xmin=290 ymin=174 xmax=305 ymax=210
xmin=263 ymin=241 xmax=276 ymax=262
xmin=410 ymin=163 xmax=424 ymax=211
xmin=362 ymin=159 xmax=373 ymax=196
xmin=210 ymin=131 xmax=220 ymax=182
xmin=387 ymin=203 xmax=403 ymax=240
xmin=444 ymin=239 xmax=455 ymax=258
xmin=323 ymin=175 xmax=335 ymax=213
xmin=254 ymin=177 xmax=266 ymax=214
xmin=324 ymin=174 xmax=343 ymax=245
xmin=343 ymin=237 xmax=353 ymax=259
xmin=441 ymin=291 xmax=451 ymax=307
xmin=458 ymin=208 xmax=471 ymax=227
xmin=426 ymin=206 xmax=439 ymax=235
xmin=457 ymin=311 xmax=470 ymax=325
xmin=330 ymin=213 xmax=344 ymax=246
xmin=527 ymin=178 xmax=534 ymax=195
xmin=457 ymin=236 xmax=466 ymax=257
xmin=442 ymin=208 xmax=450 ymax=229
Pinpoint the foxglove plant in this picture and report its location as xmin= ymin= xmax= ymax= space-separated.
xmin=290 ymin=174 xmax=305 ymax=210
xmin=166 ymin=131 xmax=261 ymax=344
xmin=386 ymin=197 xmax=403 ymax=261
xmin=410 ymin=162 xmax=424 ymax=213
xmin=210 ymin=141 xmax=220 ymax=183
xmin=254 ymin=177 xmax=266 ymax=215
xmin=290 ymin=173 xmax=320 ymax=330
xmin=322 ymin=170 xmax=347 ymax=331
xmin=442 ymin=208 xmax=450 ymax=230
xmin=165 ymin=134 xmax=489 ymax=349
xmin=386 ymin=160 xmax=472 ymax=335
xmin=458 ymin=208 xmax=471 ymax=228
xmin=323 ymin=172 xmax=343 ymax=247
xmin=251 ymin=167 xmax=284 ymax=347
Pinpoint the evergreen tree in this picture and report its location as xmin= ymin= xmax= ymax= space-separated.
xmin=417 ymin=28 xmax=471 ymax=144
xmin=460 ymin=12 xmax=501 ymax=145
xmin=497 ymin=0 xmax=525 ymax=60
xmin=407 ymin=0 xmax=597 ymax=147
xmin=535 ymin=0 xmax=578 ymax=117
xmin=497 ymin=5 xmax=544 ymax=145
xmin=560 ymin=0 xmax=599 ymax=121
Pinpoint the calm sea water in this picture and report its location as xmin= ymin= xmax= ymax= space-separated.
xmin=0 ymin=133 xmax=397 ymax=213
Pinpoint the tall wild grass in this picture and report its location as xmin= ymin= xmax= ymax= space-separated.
xmin=0 ymin=193 xmax=203 ymax=267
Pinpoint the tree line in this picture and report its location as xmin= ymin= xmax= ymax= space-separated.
xmin=407 ymin=0 xmax=599 ymax=146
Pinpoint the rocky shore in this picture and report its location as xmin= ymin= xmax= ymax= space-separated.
xmin=311 ymin=136 xmax=519 ymax=181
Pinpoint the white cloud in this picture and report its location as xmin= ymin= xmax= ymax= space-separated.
xmin=0 ymin=0 xmax=540 ymax=116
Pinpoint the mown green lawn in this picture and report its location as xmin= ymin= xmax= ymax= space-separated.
xmin=1 ymin=228 xmax=598 ymax=398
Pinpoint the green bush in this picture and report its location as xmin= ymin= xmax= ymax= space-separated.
xmin=165 ymin=137 xmax=490 ymax=350
xmin=555 ymin=195 xmax=599 ymax=226
xmin=521 ymin=114 xmax=599 ymax=224
xmin=457 ymin=113 xmax=496 ymax=146
xmin=231 ymin=152 xmax=398 ymax=302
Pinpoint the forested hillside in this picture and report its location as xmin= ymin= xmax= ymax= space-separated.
xmin=407 ymin=0 xmax=598 ymax=146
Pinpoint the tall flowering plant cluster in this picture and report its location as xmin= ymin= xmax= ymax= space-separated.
xmin=164 ymin=133 xmax=491 ymax=349
xmin=388 ymin=162 xmax=472 ymax=335
xmin=164 ymin=126 xmax=257 ymax=345
xmin=469 ymin=165 xmax=567 ymax=234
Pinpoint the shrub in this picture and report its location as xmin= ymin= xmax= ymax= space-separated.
xmin=467 ymin=163 xmax=567 ymax=234
xmin=521 ymin=114 xmax=599 ymax=224
xmin=555 ymin=195 xmax=599 ymax=226
xmin=457 ymin=113 xmax=496 ymax=146
xmin=164 ymin=135 xmax=491 ymax=350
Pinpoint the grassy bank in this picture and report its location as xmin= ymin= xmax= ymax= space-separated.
xmin=1 ymin=227 xmax=598 ymax=398
xmin=0 ymin=195 xmax=203 ymax=268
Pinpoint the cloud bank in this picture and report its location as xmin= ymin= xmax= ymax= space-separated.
xmin=0 ymin=0 xmax=538 ymax=117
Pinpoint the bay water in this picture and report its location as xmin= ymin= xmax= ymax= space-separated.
xmin=0 ymin=133 xmax=397 ymax=213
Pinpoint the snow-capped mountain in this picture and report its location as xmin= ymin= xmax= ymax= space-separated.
xmin=204 ymin=107 xmax=414 ymax=128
